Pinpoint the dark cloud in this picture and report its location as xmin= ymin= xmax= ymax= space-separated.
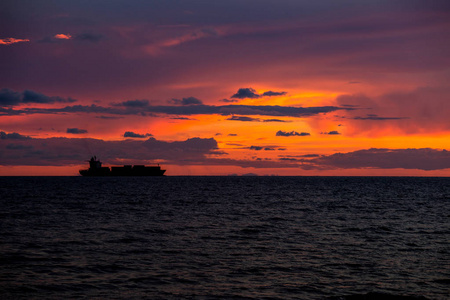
xmin=249 ymin=145 xmax=280 ymax=151
xmin=117 ymin=99 xmax=150 ymax=107
xmin=352 ymin=114 xmax=409 ymax=120
xmin=220 ymin=99 xmax=239 ymax=103
xmin=169 ymin=97 xmax=203 ymax=105
xmin=249 ymin=146 xmax=263 ymax=150
xmin=0 ymin=102 xmax=347 ymax=118
xmin=217 ymin=105 xmax=347 ymax=117
xmin=170 ymin=117 xmax=193 ymax=120
xmin=231 ymin=88 xmax=260 ymax=99
xmin=231 ymin=88 xmax=287 ymax=99
xmin=279 ymin=157 xmax=298 ymax=161
xmin=0 ymin=88 xmax=76 ymax=106
xmin=228 ymin=134 xmax=237 ymax=136
xmin=124 ymin=131 xmax=153 ymax=138
xmin=0 ymin=136 xmax=218 ymax=166
xmin=67 ymin=128 xmax=88 ymax=134
xmin=95 ymin=116 xmax=124 ymax=119
xmin=309 ymin=148 xmax=450 ymax=171
xmin=227 ymin=116 xmax=259 ymax=122
xmin=262 ymin=91 xmax=287 ymax=97
xmin=276 ymin=130 xmax=310 ymax=137
xmin=263 ymin=119 xmax=289 ymax=122
xmin=322 ymin=131 xmax=340 ymax=135
xmin=227 ymin=116 xmax=288 ymax=122
xmin=0 ymin=131 xmax=31 ymax=139
xmin=279 ymin=154 xmax=320 ymax=161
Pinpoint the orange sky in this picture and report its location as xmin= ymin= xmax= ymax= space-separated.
xmin=1 ymin=1 xmax=449 ymax=175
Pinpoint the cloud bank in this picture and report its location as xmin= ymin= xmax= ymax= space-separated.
xmin=0 ymin=134 xmax=218 ymax=166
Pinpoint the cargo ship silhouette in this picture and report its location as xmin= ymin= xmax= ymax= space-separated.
xmin=79 ymin=156 xmax=166 ymax=176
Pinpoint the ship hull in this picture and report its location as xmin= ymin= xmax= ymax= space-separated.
xmin=79 ymin=165 xmax=166 ymax=176
xmin=79 ymin=170 xmax=166 ymax=176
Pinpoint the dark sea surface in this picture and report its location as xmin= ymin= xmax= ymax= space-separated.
xmin=0 ymin=176 xmax=449 ymax=300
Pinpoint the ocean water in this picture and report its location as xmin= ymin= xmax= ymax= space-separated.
xmin=0 ymin=176 xmax=448 ymax=300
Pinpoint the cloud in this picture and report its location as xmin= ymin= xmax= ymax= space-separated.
xmin=1 ymin=101 xmax=347 ymax=118
xmin=220 ymin=99 xmax=239 ymax=103
xmin=169 ymin=97 xmax=203 ymax=105
xmin=249 ymin=146 xmax=263 ymax=150
xmin=276 ymin=130 xmax=310 ymax=137
xmin=39 ymin=33 xmax=103 ymax=43
xmin=309 ymin=148 xmax=450 ymax=171
xmin=279 ymin=154 xmax=320 ymax=161
xmin=262 ymin=91 xmax=287 ymax=97
xmin=0 ymin=38 xmax=30 ymax=45
xmin=227 ymin=116 xmax=288 ymax=122
xmin=249 ymin=145 xmax=280 ymax=151
xmin=54 ymin=34 xmax=72 ymax=40
xmin=231 ymin=88 xmax=287 ymax=99
xmin=263 ymin=119 xmax=289 ymax=122
xmin=124 ymin=131 xmax=153 ymax=138
xmin=335 ymin=87 xmax=450 ymax=134
xmin=144 ymin=28 xmax=218 ymax=55
xmin=231 ymin=88 xmax=260 ymax=99
xmin=322 ymin=131 xmax=340 ymax=135
xmin=67 ymin=128 xmax=88 ymax=134
xmin=0 ymin=131 xmax=31 ymax=139
xmin=116 ymin=99 xmax=150 ymax=107
xmin=352 ymin=114 xmax=409 ymax=121
xmin=227 ymin=116 xmax=259 ymax=122
xmin=0 ymin=135 xmax=218 ymax=166
xmin=0 ymin=88 xmax=76 ymax=106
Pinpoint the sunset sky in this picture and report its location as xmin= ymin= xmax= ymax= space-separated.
xmin=1 ymin=0 xmax=449 ymax=176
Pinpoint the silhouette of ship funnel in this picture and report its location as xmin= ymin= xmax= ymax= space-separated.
xmin=79 ymin=156 xmax=166 ymax=176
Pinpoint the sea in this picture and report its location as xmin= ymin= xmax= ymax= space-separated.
xmin=0 ymin=176 xmax=448 ymax=300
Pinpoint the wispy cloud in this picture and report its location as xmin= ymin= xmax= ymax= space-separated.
xmin=0 ymin=38 xmax=30 ymax=45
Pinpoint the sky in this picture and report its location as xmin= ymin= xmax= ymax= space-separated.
xmin=1 ymin=0 xmax=449 ymax=176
